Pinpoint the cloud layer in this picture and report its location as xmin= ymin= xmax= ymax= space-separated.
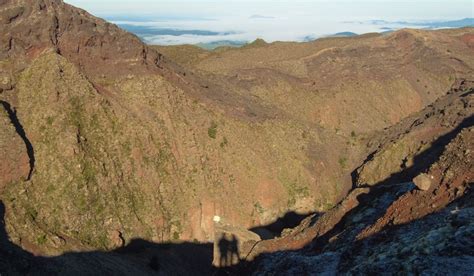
xmin=114 ymin=16 xmax=473 ymax=45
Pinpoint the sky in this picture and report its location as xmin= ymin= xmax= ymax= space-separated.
xmin=65 ymin=0 xmax=474 ymax=45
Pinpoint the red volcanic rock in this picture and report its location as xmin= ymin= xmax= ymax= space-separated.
xmin=1 ymin=0 xmax=163 ymax=77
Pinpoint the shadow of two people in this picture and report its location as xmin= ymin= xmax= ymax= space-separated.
xmin=217 ymin=233 xmax=239 ymax=267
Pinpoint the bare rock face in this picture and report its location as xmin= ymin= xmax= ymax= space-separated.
xmin=413 ymin=173 xmax=433 ymax=191
xmin=108 ymin=230 xmax=125 ymax=248
xmin=0 ymin=0 xmax=163 ymax=77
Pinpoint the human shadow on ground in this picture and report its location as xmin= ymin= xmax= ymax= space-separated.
xmin=0 ymin=201 xmax=317 ymax=275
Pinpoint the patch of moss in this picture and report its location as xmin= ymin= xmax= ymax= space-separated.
xmin=302 ymin=130 xmax=309 ymax=139
xmin=254 ymin=202 xmax=264 ymax=214
xmin=96 ymin=233 xmax=110 ymax=249
xmin=208 ymin=121 xmax=218 ymax=139
xmin=338 ymin=157 xmax=348 ymax=169
xmin=90 ymin=114 xmax=100 ymax=129
xmin=220 ymin=136 xmax=228 ymax=148
xmin=46 ymin=116 xmax=54 ymax=125
xmin=37 ymin=234 xmax=47 ymax=245
xmin=26 ymin=206 xmax=38 ymax=221
xmin=68 ymin=96 xmax=84 ymax=127
xmin=122 ymin=140 xmax=132 ymax=155
xmin=82 ymin=161 xmax=97 ymax=184
xmin=279 ymin=175 xmax=310 ymax=207
xmin=46 ymin=184 xmax=56 ymax=193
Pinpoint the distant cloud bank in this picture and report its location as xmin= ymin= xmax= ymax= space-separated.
xmin=249 ymin=15 xmax=275 ymax=19
xmin=112 ymin=16 xmax=474 ymax=47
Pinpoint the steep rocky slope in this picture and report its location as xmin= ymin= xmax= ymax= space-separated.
xmin=155 ymin=28 xmax=474 ymax=134
xmin=0 ymin=1 xmax=473 ymax=272
xmin=1 ymin=0 xmax=346 ymax=252
xmin=242 ymin=83 xmax=473 ymax=275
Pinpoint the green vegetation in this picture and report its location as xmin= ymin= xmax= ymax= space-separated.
xmin=37 ymin=234 xmax=47 ymax=245
xmin=46 ymin=116 xmax=54 ymax=125
xmin=339 ymin=157 xmax=348 ymax=169
xmin=208 ymin=121 xmax=218 ymax=139
xmin=318 ymin=201 xmax=334 ymax=211
xmin=82 ymin=162 xmax=97 ymax=184
xmin=279 ymin=175 xmax=310 ymax=207
xmin=302 ymin=130 xmax=309 ymax=139
xmin=220 ymin=136 xmax=228 ymax=148
xmin=26 ymin=206 xmax=38 ymax=221
xmin=96 ymin=234 xmax=110 ymax=248
xmin=68 ymin=96 xmax=85 ymax=128
xmin=254 ymin=202 xmax=264 ymax=214
xmin=351 ymin=130 xmax=356 ymax=138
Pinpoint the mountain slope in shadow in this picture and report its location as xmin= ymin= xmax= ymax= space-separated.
xmin=0 ymin=200 xmax=214 ymax=275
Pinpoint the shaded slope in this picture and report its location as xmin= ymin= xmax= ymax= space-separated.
xmin=356 ymin=79 xmax=474 ymax=186
xmin=0 ymin=100 xmax=34 ymax=180
xmin=0 ymin=200 xmax=214 ymax=275
xmin=0 ymin=102 xmax=29 ymax=191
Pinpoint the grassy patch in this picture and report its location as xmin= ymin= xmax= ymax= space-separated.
xmin=220 ymin=136 xmax=228 ymax=148
xmin=46 ymin=116 xmax=54 ymax=125
xmin=37 ymin=234 xmax=47 ymax=245
xmin=82 ymin=161 xmax=97 ymax=184
xmin=338 ymin=157 xmax=347 ymax=169
xmin=279 ymin=176 xmax=310 ymax=207
xmin=254 ymin=202 xmax=264 ymax=214
xmin=26 ymin=206 xmax=38 ymax=221
xmin=208 ymin=121 xmax=218 ymax=139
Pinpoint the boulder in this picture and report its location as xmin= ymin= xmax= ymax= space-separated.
xmin=0 ymin=74 xmax=12 ymax=92
xmin=413 ymin=173 xmax=433 ymax=191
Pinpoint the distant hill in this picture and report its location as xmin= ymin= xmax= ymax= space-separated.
xmin=196 ymin=40 xmax=247 ymax=50
xmin=425 ymin=18 xmax=474 ymax=28
xmin=330 ymin=31 xmax=358 ymax=37
xmin=366 ymin=17 xmax=474 ymax=29
xmin=304 ymin=32 xmax=358 ymax=42
xmin=117 ymin=24 xmax=224 ymax=37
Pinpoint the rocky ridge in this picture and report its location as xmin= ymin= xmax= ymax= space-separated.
xmin=244 ymin=83 xmax=473 ymax=275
